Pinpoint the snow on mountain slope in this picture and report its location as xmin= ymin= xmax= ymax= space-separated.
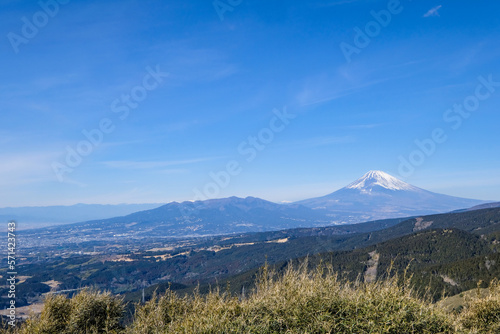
xmin=296 ymin=170 xmax=488 ymax=224
xmin=345 ymin=170 xmax=418 ymax=192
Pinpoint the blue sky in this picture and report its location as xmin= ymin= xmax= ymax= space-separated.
xmin=1 ymin=0 xmax=499 ymax=206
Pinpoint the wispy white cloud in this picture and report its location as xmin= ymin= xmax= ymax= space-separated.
xmin=447 ymin=42 xmax=485 ymax=73
xmin=300 ymin=135 xmax=356 ymax=147
xmin=61 ymin=177 xmax=88 ymax=188
xmin=158 ymin=43 xmax=240 ymax=84
xmin=423 ymin=5 xmax=442 ymax=18
xmin=31 ymin=73 xmax=82 ymax=91
xmin=0 ymin=151 xmax=60 ymax=186
xmin=294 ymin=60 xmax=419 ymax=108
xmin=279 ymin=136 xmax=356 ymax=150
xmin=313 ymin=0 xmax=361 ymax=7
xmin=99 ymin=140 xmax=146 ymax=149
xmin=296 ymin=77 xmax=392 ymax=107
xmin=101 ymin=157 xmax=216 ymax=170
xmin=342 ymin=123 xmax=385 ymax=130
xmin=158 ymin=169 xmax=189 ymax=175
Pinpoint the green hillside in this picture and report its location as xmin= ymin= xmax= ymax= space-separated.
xmin=124 ymin=208 xmax=500 ymax=303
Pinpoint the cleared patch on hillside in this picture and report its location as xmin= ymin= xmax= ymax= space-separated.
xmin=413 ymin=217 xmax=433 ymax=232
xmin=266 ymin=238 xmax=289 ymax=244
xmin=42 ymin=280 xmax=61 ymax=290
xmin=0 ymin=303 xmax=44 ymax=319
xmin=364 ymin=250 xmax=379 ymax=283
xmin=18 ymin=275 xmax=32 ymax=284
xmin=440 ymin=275 xmax=458 ymax=286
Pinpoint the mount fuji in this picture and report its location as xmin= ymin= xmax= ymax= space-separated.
xmin=295 ymin=170 xmax=488 ymax=224
xmin=25 ymin=171 xmax=492 ymax=240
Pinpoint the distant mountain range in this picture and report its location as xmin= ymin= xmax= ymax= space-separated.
xmin=296 ymin=170 xmax=488 ymax=224
xmin=0 ymin=203 xmax=163 ymax=229
xmin=467 ymin=201 xmax=500 ymax=211
xmin=18 ymin=171 xmax=494 ymax=241
xmin=26 ymin=197 xmax=330 ymax=241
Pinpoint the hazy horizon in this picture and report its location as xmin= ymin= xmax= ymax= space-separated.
xmin=1 ymin=169 xmax=498 ymax=208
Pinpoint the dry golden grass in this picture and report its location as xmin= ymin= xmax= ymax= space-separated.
xmin=455 ymin=280 xmax=500 ymax=333
xmin=127 ymin=262 xmax=453 ymax=333
xmin=3 ymin=262 xmax=500 ymax=333
xmin=6 ymin=289 xmax=124 ymax=334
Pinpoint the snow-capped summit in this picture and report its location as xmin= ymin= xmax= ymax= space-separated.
xmin=346 ymin=170 xmax=417 ymax=192
xmin=295 ymin=170 xmax=487 ymax=224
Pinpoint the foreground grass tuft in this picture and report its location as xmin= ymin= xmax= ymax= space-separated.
xmin=14 ymin=289 xmax=124 ymax=334
xmin=128 ymin=262 xmax=452 ymax=333
xmin=455 ymin=280 xmax=500 ymax=333
xmin=4 ymin=263 xmax=500 ymax=333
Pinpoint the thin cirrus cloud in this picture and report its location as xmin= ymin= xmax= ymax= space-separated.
xmin=100 ymin=157 xmax=217 ymax=170
xmin=0 ymin=151 xmax=60 ymax=186
xmin=297 ymin=77 xmax=394 ymax=107
xmin=423 ymin=5 xmax=443 ymax=18
xmin=314 ymin=0 xmax=362 ymax=7
xmin=282 ymin=136 xmax=356 ymax=150
xmin=295 ymin=61 xmax=414 ymax=108
xmin=342 ymin=123 xmax=385 ymax=130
